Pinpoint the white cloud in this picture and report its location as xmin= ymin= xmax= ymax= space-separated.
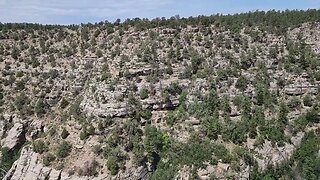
xmin=0 ymin=0 xmax=172 ymax=24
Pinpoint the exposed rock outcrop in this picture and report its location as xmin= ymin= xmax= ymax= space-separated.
xmin=4 ymin=146 xmax=149 ymax=180
xmin=1 ymin=123 xmax=25 ymax=150
xmin=0 ymin=119 xmax=5 ymax=140
xmin=285 ymin=85 xmax=318 ymax=96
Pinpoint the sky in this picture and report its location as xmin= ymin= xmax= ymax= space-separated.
xmin=0 ymin=0 xmax=319 ymax=25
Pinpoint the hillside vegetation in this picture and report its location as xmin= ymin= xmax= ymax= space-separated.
xmin=0 ymin=9 xmax=320 ymax=180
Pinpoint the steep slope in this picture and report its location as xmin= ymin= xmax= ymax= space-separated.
xmin=0 ymin=10 xmax=320 ymax=180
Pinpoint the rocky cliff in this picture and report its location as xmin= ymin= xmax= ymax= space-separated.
xmin=0 ymin=10 xmax=320 ymax=180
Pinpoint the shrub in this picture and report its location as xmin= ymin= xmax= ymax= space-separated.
xmin=278 ymin=102 xmax=289 ymax=129
xmin=203 ymin=116 xmax=221 ymax=140
xmin=179 ymin=66 xmax=192 ymax=79
xmin=303 ymin=95 xmax=313 ymax=107
xmin=166 ymin=82 xmax=182 ymax=96
xmin=294 ymin=115 xmax=308 ymax=132
xmin=0 ymin=147 xmax=20 ymax=177
xmin=35 ymin=98 xmax=47 ymax=116
xmin=165 ymin=111 xmax=178 ymax=126
xmin=253 ymin=136 xmax=265 ymax=148
xmin=79 ymin=124 xmax=95 ymax=140
xmin=48 ymin=126 xmax=57 ymax=136
xmin=14 ymin=93 xmax=29 ymax=111
xmin=11 ymin=46 xmax=20 ymax=59
xmin=100 ymin=72 xmax=111 ymax=82
xmin=87 ymin=125 xmax=95 ymax=135
xmin=166 ymin=65 xmax=173 ymax=75
xmin=305 ymin=110 xmax=319 ymax=123
xmin=80 ymin=129 xmax=89 ymax=140
xmin=32 ymin=140 xmax=48 ymax=154
xmin=60 ymin=98 xmax=69 ymax=109
xmin=235 ymin=76 xmax=248 ymax=91
xmin=15 ymin=80 xmax=26 ymax=90
xmin=287 ymin=97 xmax=301 ymax=109
xmin=96 ymin=49 xmax=103 ymax=58
xmin=107 ymin=156 xmax=120 ymax=175
xmin=291 ymin=131 xmax=320 ymax=179
xmin=92 ymin=144 xmax=102 ymax=155
xmin=61 ymin=128 xmax=70 ymax=139
xmin=233 ymin=95 xmax=243 ymax=108
xmin=221 ymin=96 xmax=231 ymax=115
xmin=43 ymin=153 xmax=56 ymax=166
xmin=56 ymin=141 xmax=72 ymax=158
xmin=139 ymin=88 xmax=149 ymax=99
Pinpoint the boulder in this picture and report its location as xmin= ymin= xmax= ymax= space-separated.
xmin=1 ymin=123 xmax=25 ymax=150
xmin=27 ymin=121 xmax=44 ymax=141
xmin=230 ymin=106 xmax=240 ymax=117
xmin=186 ymin=118 xmax=200 ymax=125
xmin=78 ymin=159 xmax=98 ymax=176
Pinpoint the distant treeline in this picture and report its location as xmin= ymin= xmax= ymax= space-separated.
xmin=0 ymin=9 xmax=319 ymax=33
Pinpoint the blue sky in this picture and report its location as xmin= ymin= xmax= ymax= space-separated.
xmin=0 ymin=0 xmax=319 ymax=25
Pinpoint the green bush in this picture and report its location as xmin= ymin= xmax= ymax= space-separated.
xmin=100 ymin=72 xmax=111 ymax=82
xmin=222 ymin=121 xmax=247 ymax=144
xmin=287 ymin=97 xmax=301 ymax=109
xmin=43 ymin=153 xmax=56 ymax=166
xmin=303 ymin=95 xmax=313 ymax=107
xmin=165 ymin=111 xmax=178 ymax=126
xmin=48 ymin=126 xmax=57 ymax=136
xmin=61 ymin=128 xmax=70 ymax=139
xmin=203 ymin=116 xmax=221 ymax=140
xmin=14 ymin=93 xmax=30 ymax=111
xmin=0 ymin=147 xmax=21 ymax=178
xmin=294 ymin=115 xmax=308 ymax=132
xmin=151 ymin=138 xmax=233 ymax=179
xmin=87 ymin=124 xmax=95 ymax=135
xmin=56 ymin=141 xmax=72 ymax=158
xmin=166 ymin=82 xmax=182 ymax=96
xmin=253 ymin=135 xmax=265 ymax=148
xmin=96 ymin=49 xmax=103 ymax=58
xmin=233 ymin=95 xmax=244 ymax=108
xmin=107 ymin=156 xmax=120 ymax=175
xmin=293 ymin=131 xmax=320 ymax=179
xmin=305 ymin=110 xmax=319 ymax=123
xmin=60 ymin=98 xmax=69 ymax=109
xmin=80 ymin=129 xmax=89 ymax=140
xmin=139 ymin=88 xmax=149 ymax=99
xmin=32 ymin=140 xmax=48 ymax=154
xmin=235 ymin=76 xmax=248 ymax=91
xmin=35 ymin=98 xmax=47 ymax=116
xmin=278 ymin=102 xmax=289 ymax=129
xmin=15 ymin=80 xmax=26 ymax=91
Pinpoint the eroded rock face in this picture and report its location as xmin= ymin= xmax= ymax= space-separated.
xmin=1 ymin=123 xmax=25 ymax=150
xmin=0 ymin=120 xmax=6 ymax=140
xmin=255 ymin=139 xmax=301 ymax=171
xmin=4 ymin=146 xmax=100 ymax=180
xmin=284 ymin=85 xmax=318 ymax=96
xmin=4 ymin=146 xmax=149 ymax=180
xmin=27 ymin=121 xmax=45 ymax=141
xmin=4 ymin=146 xmax=46 ymax=180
